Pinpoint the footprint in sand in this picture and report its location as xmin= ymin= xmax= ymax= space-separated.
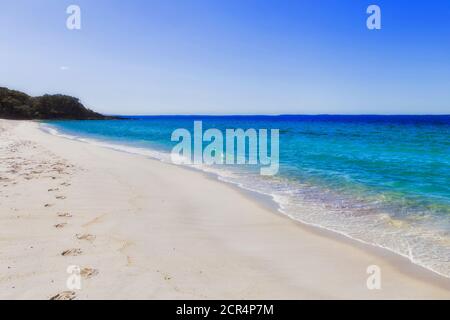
xmin=156 ymin=270 xmax=172 ymax=281
xmin=49 ymin=291 xmax=76 ymax=300
xmin=54 ymin=223 xmax=67 ymax=229
xmin=61 ymin=248 xmax=82 ymax=256
xmin=80 ymin=267 xmax=99 ymax=279
xmin=57 ymin=212 xmax=72 ymax=218
xmin=76 ymin=233 xmax=96 ymax=242
xmin=82 ymin=214 xmax=106 ymax=228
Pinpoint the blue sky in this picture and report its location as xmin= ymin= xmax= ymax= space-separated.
xmin=1 ymin=0 xmax=449 ymax=115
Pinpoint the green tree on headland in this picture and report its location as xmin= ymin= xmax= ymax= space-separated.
xmin=0 ymin=87 xmax=111 ymax=120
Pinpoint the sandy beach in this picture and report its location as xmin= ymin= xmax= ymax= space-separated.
xmin=0 ymin=119 xmax=449 ymax=300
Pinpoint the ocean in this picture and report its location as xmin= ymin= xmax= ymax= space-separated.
xmin=42 ymin=115 xmax=450 ymax=277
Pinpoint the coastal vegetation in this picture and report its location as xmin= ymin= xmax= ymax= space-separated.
xmin=0 ymin=87 xmax=111 ymax=120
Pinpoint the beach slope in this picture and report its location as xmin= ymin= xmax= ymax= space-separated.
xmin=0 ymin=119 xmax=449 ymax=299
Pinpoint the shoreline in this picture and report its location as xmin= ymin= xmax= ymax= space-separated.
xmin=1 ymin=119 xmax=449 ymax=299
xmin=33 ymin=121 xmax=450 ymax=292
xmin=41 ymin=120 xmax=450 ymax=281
xmin=199 ymin=168 xmax=450 ymax=291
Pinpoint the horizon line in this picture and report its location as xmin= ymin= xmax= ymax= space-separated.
xmin=106 ymin=113 xmax=450 ymax=117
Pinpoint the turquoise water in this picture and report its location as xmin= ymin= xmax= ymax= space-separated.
xmin=42 ymin=115 xmax=450 ymax=277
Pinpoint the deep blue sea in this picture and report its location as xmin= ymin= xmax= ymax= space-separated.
xmin=42 ymin=115 xmax=450 ymax=277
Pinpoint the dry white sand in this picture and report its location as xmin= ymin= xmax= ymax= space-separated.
xmin=0 ymin=119 xmax=449 ymax=300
